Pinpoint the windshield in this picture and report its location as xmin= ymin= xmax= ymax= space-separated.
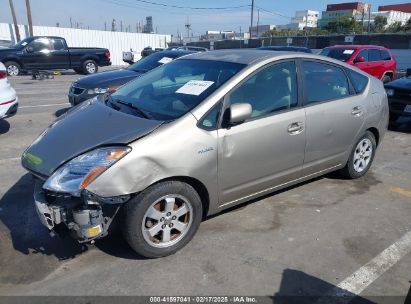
xmin=12 ymin=37 xmax=33 ymax=49
xmin=320 ymin=48 xmax=356 ymax=62
xmin=128 ymin=52 xmax=181 ymax=73
xmin=112 ymin=59 xmax=245 ymax=121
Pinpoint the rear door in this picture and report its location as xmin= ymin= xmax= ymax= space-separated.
xmin=49 ymin=38 xmax=70 ymax=69
xmin=301 ymin=60 xmax=366 ymax=175
xmin=217 ymin=60 xmax=306 ymax=205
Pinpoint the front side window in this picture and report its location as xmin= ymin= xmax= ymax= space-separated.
xmin=356 ymin=49 xmax=369 ymax=62
xmin=29 ymin=38 xmax=51 ymax=52
xmin=320 ymin=48 xmax=356 ymax=62
xmin=111 ymin=59 xmax=245 ymax=121
xmin=199 ymin=102 xmax=222 ymax=130
xmin=51 ymin=38 xmax=65 ymax=50
xmin=302 ymin=61 xmax=350 ymax=104
xmin=227 ymin=61 xmax=298 ymax=119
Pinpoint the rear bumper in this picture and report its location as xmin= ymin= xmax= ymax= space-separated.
xmin=0 ymin=97 xmax=18 ymax=119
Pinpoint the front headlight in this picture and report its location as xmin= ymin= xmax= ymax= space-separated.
xmin=385 ymin=88 xmax=395 ymax=97
xmin=43 ymin=147 xmax=131 ymax=196
xmin=87 ymin=88 xmax=108 ymax=95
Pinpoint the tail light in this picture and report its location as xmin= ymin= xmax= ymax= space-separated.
xmin=105 ymin=51 xmax=111 ymax=61
xmin=0 ymin=71 xmax=7 ymax=79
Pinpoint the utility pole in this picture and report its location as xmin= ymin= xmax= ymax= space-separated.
xmin=104 ymin=22 xmax=107 ymax=31
xmin=25 ymin=0 xmax=33 ymax=36
xmin=70 ymin=17 xmax=73 ymax=28
xmin=121 ymin=20 xmax=123 ymax=32
xmin=256 ymin=9 xmax=260 ymax=37
xmin=185 ymin=16 xmax=191 ymax=41
xmin=8 ymin=0 xmax=20 ymax=42
xmin=249 ymin=0 xmax=255 ymax=39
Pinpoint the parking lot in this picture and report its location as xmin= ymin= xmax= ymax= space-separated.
xmin=0 ymin=68 xmax=410 ymax=301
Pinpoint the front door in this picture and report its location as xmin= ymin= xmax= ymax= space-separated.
xmin=217 ymin=61 xmax=306 ymax=206
xmin=20 ymin=37 xmax=53 ymax=70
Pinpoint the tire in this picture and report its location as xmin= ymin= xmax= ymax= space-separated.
xmin=4 ymin=61 xmax=21 ymax=76
xmin=382 ymin=75 xmax=392 ymax=84
xmin=340 ymin=131 xmax=377 ymax=179
xmin=73 ymin=67 xmax=84 ymax=74
xmin=82 ymin=60 xmax=98 ymax=74
xmin=122 ymin=181 xmax=203 ymax=258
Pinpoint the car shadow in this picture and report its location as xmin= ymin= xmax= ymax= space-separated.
xmin=0 ymin=119 xmax=10 ymax=135
xmin=389 ymin=116 xmax=411 ymax=134
xmin=0 ymin=174 xmax=87 ymax=261
xmin=271 ymin=268 xmax=377 ymax=304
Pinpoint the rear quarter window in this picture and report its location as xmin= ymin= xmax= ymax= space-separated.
xmin=345 ymin=69 xmax=369 ymax=94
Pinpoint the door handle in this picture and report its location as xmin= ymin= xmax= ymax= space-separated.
xmin=288 ymin=122 xmax=304 ymax=135
xmin=351 ymin=106 xmax=363 ymax=116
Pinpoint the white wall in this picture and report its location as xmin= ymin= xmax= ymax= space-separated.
xmin=0 ymin=23 xmax=171 ymax=66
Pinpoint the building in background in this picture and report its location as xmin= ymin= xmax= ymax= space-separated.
xmin=290 ymin=10 xmax=320 ymax=29
xmin=378 ymin=3 xmax=411 ymax=13
xmin=355 ymin=10 xmax=411 ymax=27
xmin=200 ymin=30 xmax=250 ymax=41
xmin=143 ymin=16 xmax=153 ymax=33
xmin=319 ymin=2 xmax=371 ymax=28
xmin=250 ymin=25 xmax=276 ymax=37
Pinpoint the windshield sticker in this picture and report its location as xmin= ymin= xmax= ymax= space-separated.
xmin=343 ymin=50 xmax=354 ymax=54
xmin=176 ymin=80 xmax=214 ymax=96
xmin=158 ymin=57 xmax=173 ymax=64
xmin=21 ymin=42 xmax=28 ymax=46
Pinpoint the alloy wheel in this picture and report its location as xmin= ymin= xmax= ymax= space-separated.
xmin=86 ymin=62 xmax=96 ymax=74
xmin=142 ymin=195 xmax=193 ymax=248
xmin=7 ymin=65 xmax=19 ymax=76
xmin=353 ymin=138 xmax=372 ymax=173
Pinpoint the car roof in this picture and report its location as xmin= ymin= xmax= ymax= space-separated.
xmin=155 ymin=50 xmax=196 ymax=56
xmin=327 ymin=45 xmax=388 ymax=50
xmin=179 ymin=49 xmax=318 ymax=65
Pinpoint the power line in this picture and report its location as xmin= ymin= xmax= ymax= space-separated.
xmin=255 ymin=5 xmax=291 ymax=19
xmin=134 ymin=0 xmax=250 ymax=10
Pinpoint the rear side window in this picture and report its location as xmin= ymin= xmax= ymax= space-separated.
xmin=346 ymin=69 xmax=369 ymax=94
xmin=368 ymin=49 xmax=381 ymax=62
xmin=302 ymin=61 xmax=350 ymax=105
xmin=380 ymin=50 xmax=391 ymax=61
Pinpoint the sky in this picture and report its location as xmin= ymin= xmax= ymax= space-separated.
xmin=0 ymin=0 xmax=406 ymax=36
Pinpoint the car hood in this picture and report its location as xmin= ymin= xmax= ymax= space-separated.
xmin=22 ymin=100 xmax=162 ymax=177
xmin=75 ymin=69 xmax=142 ymax=88
xmin=385 ymin=77 xmax=411 ymax=90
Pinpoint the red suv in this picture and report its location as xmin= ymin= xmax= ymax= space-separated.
xmin=320 ymin=45 xmax=397 ymax=83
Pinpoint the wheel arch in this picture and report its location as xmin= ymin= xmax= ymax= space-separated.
xmin=153 ymin=176 xmax=210 ymax=219
xmin=367 ymin=127 xmax=380 ymax=146
xmin=2 ymin=58 xmax=24 ymax=69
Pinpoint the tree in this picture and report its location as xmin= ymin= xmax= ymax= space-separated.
xmin=373 ymin=15 xmax=387 ymax=32
xmin=386 ymin=21 xmax=404 ymax=33
xmin=405 ymin=17 xmax=411 ymax=31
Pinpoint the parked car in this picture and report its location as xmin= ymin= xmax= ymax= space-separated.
xmin=0 ymin=62 xmax=18 ymax=119
xmin=0 ymin=36 xmax=111 ymax=76
xmin=319 ymin=45 xmax=397 ymax=83
xmin=384 ymin=76 xmax=411 ymax=121
xmin=68 ymin=50 xmax=194 ymax=106
xmin=177 ymin=46 xmax=209 ymax=52
xmin=258 ymin=46 xmax=312 ymax=53
xmin=141 ymin=46 xmax=164 ymax=58
xmin=22 ymin=50 xmax=388 ymax=258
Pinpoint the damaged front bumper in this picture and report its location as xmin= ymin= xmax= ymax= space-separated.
xmin=33 ymin=178 xmax=129 ymax=242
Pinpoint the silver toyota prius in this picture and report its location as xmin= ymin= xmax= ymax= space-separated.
xmin=22 ymin=50 xmax=389 ymax=258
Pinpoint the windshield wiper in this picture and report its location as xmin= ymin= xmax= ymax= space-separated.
xmin=114 ymin=99 xmax=152 ymax=119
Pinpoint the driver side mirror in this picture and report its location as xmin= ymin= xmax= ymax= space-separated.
xmin=229 ymin=103 xmax=252 ymax=125
xmin=25 ymin=46 xmax=34 ymax=53
xmin=354 ymin=56 xmax=365 ymax=63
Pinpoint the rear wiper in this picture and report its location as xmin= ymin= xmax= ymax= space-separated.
xmin=115 ymin=99 xmax=152 ymax=119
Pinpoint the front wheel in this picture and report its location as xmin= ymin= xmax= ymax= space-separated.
xmin=340 ymin=131 xmax=376 ymax=179
xmin=82 ymin=60 xmax=98 ymax=74
xmin=122 ymin=181 xmax=203 ymax=258
xmin=4 ymin=61 xmax=21 ymax=76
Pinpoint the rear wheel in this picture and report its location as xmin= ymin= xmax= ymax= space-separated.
xmin=4 ymin=61 xmax=21 ymax=76
xmin=122 ymin=181 xmax=203 ymax=258
xmin=382 ymin=75 xmax=392 ymax=84
xmin=340 ymin=131 xmax=376 ymax=179
xmin=82 ymin=60 xmax=98 ymax=74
